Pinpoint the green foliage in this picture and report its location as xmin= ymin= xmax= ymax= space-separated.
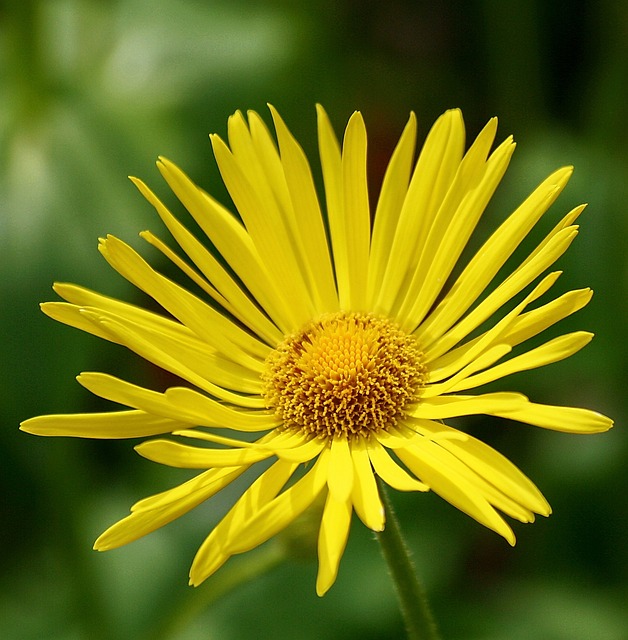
xmin=2 ymin=1 xmax=625 ymax=638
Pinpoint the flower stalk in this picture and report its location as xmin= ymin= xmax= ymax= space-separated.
xmin=376 ymin=479 xmax=440 ymax=640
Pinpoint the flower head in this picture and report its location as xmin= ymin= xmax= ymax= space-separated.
xmin=21 ymin=106 xmax=613 ymax=595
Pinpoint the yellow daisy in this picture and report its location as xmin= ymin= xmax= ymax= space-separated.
xmin=21 ymin=106 xmax=613 ymax=596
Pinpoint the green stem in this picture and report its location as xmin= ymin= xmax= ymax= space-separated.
xmin=375 ymin=479 xmax=441 ymax=640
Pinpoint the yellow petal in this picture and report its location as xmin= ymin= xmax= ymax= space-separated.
xmin=48 ymin=283 xmax=210 ymax=348
xmin=164 ymin=386 xmax=279 ymax=432
xmin=376 ymin=427 xmax=420 ymax=450
xmin=95 ymin=467 xmax=244 ymax=550
xmin=190 ymin=459 xmax=299 ymax=585
xmin=134 ymin=439 xmax=273 ymax=468
xmin=139 ymin=229 xmax=230 ymax=312
xmin=503 ymin=287 xmax=592 ymax=347
xmin=80 ymin=310 xmax=265 ymax=406
xmin=49 ymin=283 xmax=264 ymax=392
xmin=421 ymin=344 xmax=512 ymax=398
xmin=368 ymin=439 xmax=429 ymax=492
xmin=20 ymin=410 xmax=186 ymax=438
xmin=350 ymin=440 xmax=385 ymax=531
xmin=316 ymin=105 xmax=348 ymax=308
xmin=42 ymin=302 xmax=114 ymax=343
xmin=425 ymin=287 xmax=593 ymax=377
xmin=268 ymin=105 xmax=338 ymax=313
xmin=413 ymin=166 xmax=574 ymax=348
xmin=172 ymin=428 xmax=267 ymax=448
xmin=367 ymin=112 xmax=417 ymax=305
xmin=98 ymin=235 xmax=269 ymax=368
xmin=77 ymin=372 xmax=278 ymax=432
xmin=449 ymin=331 xmax=593 ymax=392
xmin=246 ymin=109 xmax=293 ymax=215
xmin=156 ymin=157 xmax=292 ymax=334
xmin=272 ymin=437 xmax=326 ymax=463
xmin=398 ymin=133 xmax=515 ymax=330
xmin=396 ymin=440 xmax=516 ymax=545
xmin=327 ymin=437 xmax=354 ymax=502
xmin=409 ymin=392 xmax=528 ymax=420
xmin=227 ymin=451 xmax=329 ymax=555
xmin=210 ymin=131 xmax=314 ymax=329
xmin=316 ymin=491 xmax=352 ymax=596
xmin=376 ymin=109 xmax=465 ymax=315
xmin=491 ymin=401 xmax=614 ymax=433
xmin=425 ymin=269 xmax=563 ymax=381
xmin=419 ymin=217 xmax=581 ymax=359
xmin=131 ymin=177 xmax=283 ymax=345
xmin=132 ymin=466 xmax=243 ymax=513
xmin=221 ymin=460 xmax=298 ymax=537
xmin=410 ymin=419 xmax=550 ymax=515
xmin=341 ymin=111 xmax=370 ymax=309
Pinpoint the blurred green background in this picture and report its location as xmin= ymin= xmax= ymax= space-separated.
xmin=2 ymin=1 xmax=626 ymax=638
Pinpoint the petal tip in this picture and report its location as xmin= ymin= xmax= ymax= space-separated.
xmin=18 ymin=420 xmax=35 ymax=435
xmin=315 ymin=576 xmax=333 ymax=597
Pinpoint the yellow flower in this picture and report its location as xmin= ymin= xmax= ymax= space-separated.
xmin=21 ymin=106 xmax=613 ymax=596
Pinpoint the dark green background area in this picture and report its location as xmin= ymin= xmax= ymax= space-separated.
xmin=1 ymin=1 xmax=625 ymax=638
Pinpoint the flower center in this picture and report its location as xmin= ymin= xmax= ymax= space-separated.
xmin=262 ymin=312 xmax=427 ymax=439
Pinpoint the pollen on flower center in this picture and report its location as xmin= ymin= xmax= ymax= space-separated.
xmin=262 ymin=312 xmax=427 ymax=439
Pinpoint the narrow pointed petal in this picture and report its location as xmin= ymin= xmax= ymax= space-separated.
xmin=398 ymin=133 xmax=516 ymax=330
xmin=210 ymin=131 xmax=315 ymax=328
xmin=165 ymin=386 xmax=279 ymax=432
xmin=95 ymin=467 xmax=244 ymax=550
xmin=351 ymin=440 xmax=385 ymax=530
xmin=396 ymin=441 xmax=516 ymax=545
xmin=426 ymin=287 xmax=593 ymax=377
xmin=503 ymin=288 xmax=593 ymax=347
xmin=448 ymin=331 xmax=593 ymax=393
xmin=20 ymin=410 xmax=186 ymax=438
xmin=368 ymin=113 xmax=417 ymax=304
xmin=369 ymin=439 xmax=430 ymax=492
xmin=317 ymin=105 xmax=349 ymax=307
xmin=42 ymin=301 xmax=116 ymax=344
xmin=490 ymin=401 xmax=614 ymax=433
xmin=172 ymin=429 xmax=267 ymax=449
xmin=49 ymin=282 xmax=264 ymax=391
xmin=409 ymin=392 xmax=528 ymax=420
xmin=273 ymin=437 xmax=326 ymax=463
xmin=376 ymin=109 xmax=466 ymax=315
xmin=424 ymin=269 xmax=564 ymax=379
xmin=341 ymin=112 xmax=370 ymax=309
xmin=131 ymin=177 xmax=283 ymax=345
xmin=139 ymin=229 xmax=231 ymax=312
xmin=419 ymin=220 xmax=582 ymax=361
xmin=246 ymin=110 xmax=293 ymax=215
xmin=421 ymin=344 xmax=512 ymax=399
xmin=190 ymin=459 xmax=299 ymax=585
xmin=414 ymin=167 xmax=574 ymax=348
xmin=77 ymin=372 xmax=279 ymax=432
xmin=44 ymin=299 xmax=263 ymax=395
xmin=156 ymin=157 xmax=293 ymax=334
xmin=408 ymin=419 xmax=551 ymax=515
xmin=134 ymin=439 xmax=273 ymax=468
xmin=268 ymin=105 xmax=338 ymax=312
xmin=227 ymin=451 xmax=329 ymax=555
xmin=98 ymin=235 xmax=269 ymax=368
xmin=79 ymin=310 xmax=265 ymax=405
xmin=316 ymin=491 xmax=352 ymax=596
xmin=50 ymin=283 xmax=188 ymax=337
xmin=327 ymin=437 xmax=354 ymax=502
